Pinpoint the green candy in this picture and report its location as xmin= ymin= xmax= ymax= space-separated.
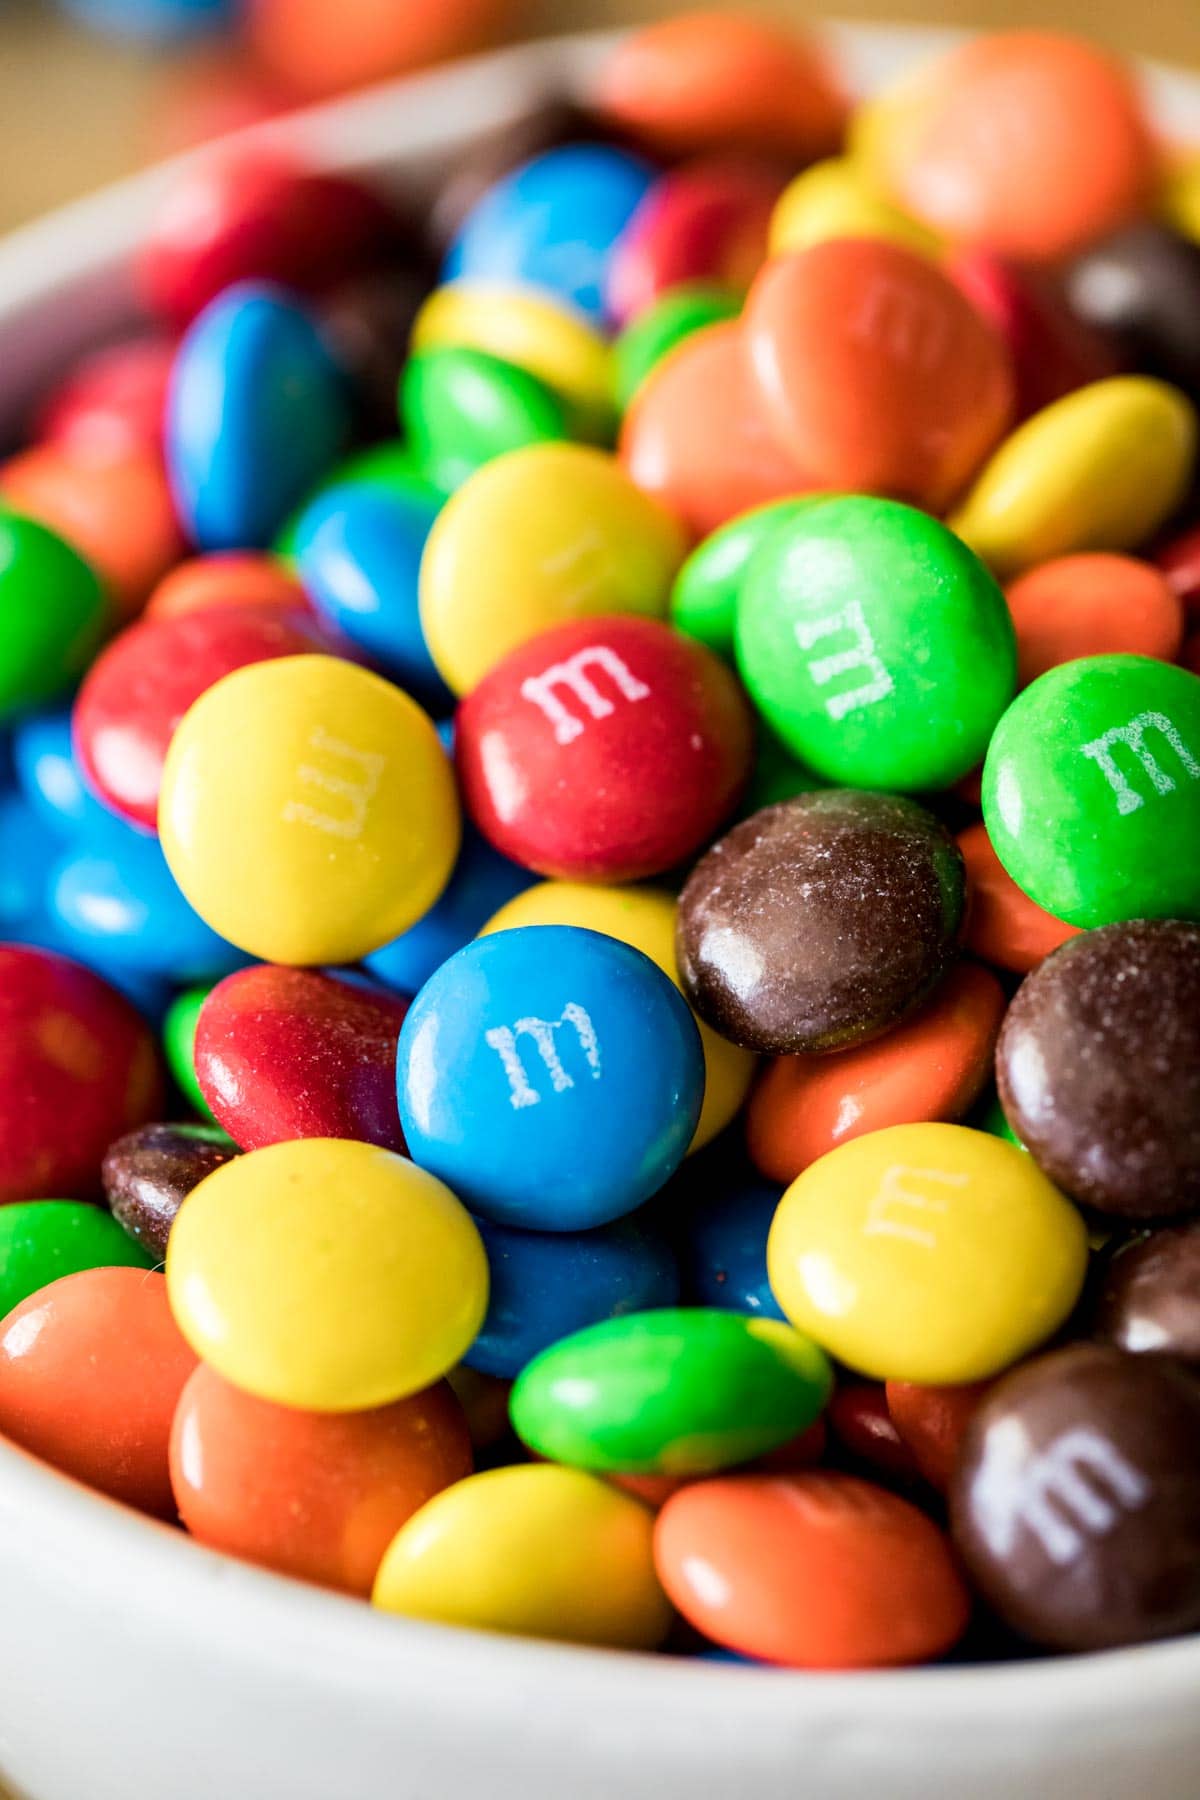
xmin=982 ymin=653 xmax=1200 ymax=927
xmin=401 ymin=348 xmax=568 ymax=492
xmin=614 ymin=283 xmax=741 ymax=411
xmin=669 ymin=496 xmax=815 ymax=662
xmin=972 ymin=1089 xmax=1025 ymax=1150
xmin=0 ymin=511 xmax=108 ymax=721
xmin=736 ymin=496 xmax=1016 ymax=791
xmin=509 ymin=1307 xmax=832 ymax=1477
xmin=0 ymin=1201 xmax=153 ymax=1320
xmin=163 ymin=984 xmax=216 ymax=1122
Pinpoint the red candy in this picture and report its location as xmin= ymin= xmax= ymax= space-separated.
xmin=73 ymin=602 xmax=334 ymax=831
xmin=744 ymin=237 xmax=1015 ymax=511
xmin=886 ymin=1378 xmax=993 ymax=1492
xmin=1156 ymin=523 xmax=1200 ymax=621
xmin=194 ymin=965 xmax=411 ymax=1154
xmin=455 ymin=614 xmax=755 ymax=882
xmin=605 ymin=158 xmax=783 ymax=330
xmin=827 ymin=1382 xmax=923 ymax=1487
xmin=0 ymin=1269 xmax=197 ymax=1518
xmin=621 ymin=320 xmax=816 ymax=537
xmin=948 ymin=250 xmax=1120 ymax=420
xmin=655 ymin=1472 xmax=971 ymax=1668
xmin=137 ymin=150 xmax=410 ymax=328
xmin=170 ymin=1364 xmax=472 ymax=1595
xmin=34 ymin=336 xmax=176 ymax=459
xmin=0 ymin=947 xmax=164 ymax=1205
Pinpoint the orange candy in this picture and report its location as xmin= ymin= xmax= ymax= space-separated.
xmin=1004 ymin=552 xmax=1184 ymax=687
xmin=867 ymin=33 xmax=1153 ymax=262
xmin=596 ymin=12 xmax=846 ymax=163
xmin=746 ymin=962 xmax=1006 ymax=1184
xmin=245 ymin=0 xmax=512 ymax=100
xmin=170 ymin=1365 xmax=472 ymax=1596
xmin=0 ymin=444 xmax=185 ymax=619
xmin=886 ymin=1379 xmax=993 ymax=1492
xmin=620 ymin=321 xmax=817 ymax=538
xmin=0 ymin=1268 xmax=197 ymax=1518
xmin=611 ymin=1418 xmax=828 ymax=1511
xmin=744 ymin=238 xmax=1014 ymax=510
xmin=146 ymin=553 xmax=309 ymax=622
xmin=655 ymin=1472 xmax=970 ymax=1668
xmin=958 ymin=820 xmax=1080 ymax=974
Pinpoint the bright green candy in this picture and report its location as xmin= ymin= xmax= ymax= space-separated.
xmin=736 ymin=496 xmax=1016 ymax=790
xmin=0 ymin=511 xmax=107 ymax=721
xmin=163 ymin=984 xmax=216 ymax=1122
xmin=982 ymin=654 xmax=1200 ymax=927
xmin=669 ymin=497 xmax=815 ymax=662
xmin=614 ymin=283 xmax=741 ymax=411
xmin=274 ymin=442 xmax=446 ymax=559
xmin=401 ymin=347 xmax=567 ymax=493
xmin=0 ymin=1201 xmax=153 ymax=1319
xmin=973 ymin=1089 xmax=1024 ymax=1149
xmin=509 ymin=1307 xmax=832 ymax=1476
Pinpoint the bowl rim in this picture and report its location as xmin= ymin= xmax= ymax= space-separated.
xmin=2 ymin=15 xmax=1200 ymax=1726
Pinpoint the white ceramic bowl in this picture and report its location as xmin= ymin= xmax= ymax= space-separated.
xmin=2 ymin=25 xmax=1200 ymax=1800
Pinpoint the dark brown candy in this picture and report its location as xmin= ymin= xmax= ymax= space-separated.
xmin=950 ymin=1342 xmax=1200 ymax=1652
xmin=996 ymin=920 xmax=1200 ymax=1220
xmin=674 ymin=789 xmax=966 ymax=1054
xmin=319 ymin=265 xmax=431 ymax=438
xmin=1094 ymin=1223 xmax=1200 ymax=1363
xmin=1060 ymin=223 xmax=1200 ymax=405
xmin=101 ymin=1122 xmax=238 ymax=1261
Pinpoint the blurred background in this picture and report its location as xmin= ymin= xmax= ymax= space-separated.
xmin=1 ymin=0 xmax=1196 ymax=233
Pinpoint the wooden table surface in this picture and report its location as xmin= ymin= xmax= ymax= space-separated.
xmin=0 ymin=0 xmax=1197 ymax=231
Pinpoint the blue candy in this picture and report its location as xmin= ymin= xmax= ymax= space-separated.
xmin=466 ymin=1211 xmax=679 ymax=1378
xmin=396 ymin=925 xmax=705 ymax=1230
xmin=444 ymin=145 xmax=656 ymax=325
xmin=11 ymin=708 xmax=113 ymax=836
xmin=57 ymin=0 xmax=232 ymax=39
xmin=166 ymin=282 xmax=349 ymax=551
xmin=679 ymin=1170 xmax=786 ymax=1322
xmin=366 ymin=826 xmax=531 ymax=995
xmin=0 ymin=791 xmax=61 ymax=936
xmin=292 ymin=481 xmax=450 ymax=706
xmin=48 ymin=821 xmax=247 ymax=984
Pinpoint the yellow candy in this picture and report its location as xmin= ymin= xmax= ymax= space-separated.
xmin=1161 ymin=153 xmax=1200 ymax=242
xmin=482 ymin=880 xmax=752 ymax=1151
xmin=159 ymin=655 xmax=459 ymax=965
xmin=167 ymin=1139 xmax=488 ymax=1412
xmin=767 ymin=1123 xmax=1087 ymax=1384
xmin=372 ymin=1464 xmax=671 ymax=1649
xmin=950 ymin=377 xmax=1197 ymax=578
xmin=769 ymin=158 xmax=941 ymax=258
xmin=419 ymin=443 xmax=685 ymax=695
xmin=412 ymin=282 xmax=615 ymax=440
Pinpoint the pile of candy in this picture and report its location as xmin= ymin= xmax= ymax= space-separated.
xmin=3 ymin=13 xmax=1200 ymax=1674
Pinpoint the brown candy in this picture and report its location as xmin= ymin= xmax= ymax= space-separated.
xmin=319 ymin=265 xmax=431 ymax=439
xmin=101 ymin=1122 xmax=238 ymax=1260
xmin=996 ymin=920 xmax=1200 ymax=1220
xmin=674 ymin=790 xmax=966 ymax=1054
xmin=1094 ymin=1224 xmax=1200 ymax=1363
xmin=1061 ymin=223 xmax=1200 ymax=406
xmin=950 ymin=1342 xmax=1200 ymax=1652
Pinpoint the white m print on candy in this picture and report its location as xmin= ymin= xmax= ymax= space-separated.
xmin=281 ymin=726 xmax=385 ymax=841
xmin=485 ymin=1005 xmax=603 ymax=1110
xmin=520 ymin=645 xmax=652 ymax=745
xmin=794 ymin=599 xmax=894 ymax=722
xmin=1080 ymin=710 xmax=1200 ymax=816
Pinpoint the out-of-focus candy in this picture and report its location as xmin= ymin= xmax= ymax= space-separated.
xmin=676 ymin=791 xmax=966 ymax=1055
xmin=1004 ymin=552 xmax=1183 ymax=687
xmin=950 ymin=377 xmax=1196 ymax=577
xmin=996 ymin=920 xmax=1200 ymax=1220
xmin=0 ymin=1200 xmax=153 ymax=1321
xmin=170 ymin=1364 xmax=472 ymax=1595
xmin=0 ymin=945 xmax=163 ymax=1204
xmin=162 ymin=984 xmax=216 ymax=1121
xmin=1094 ymin=1224 xmax=1200 ymax=1363
xmin=145 ymin=553 xmax=307 ymax=622
xmin=957 ymin=821 xmax=1079 ymax=974
xmin=744 ymin=239 xmax=1014 ymax=511
xmin=746 ymin=963 xmax=1005 ymax=1185
xmin=769 ymin=158 xmax=940 ymax=258
xmin=195 ymin=965 xmax=410 ymax=1153
xmin=102 ymin=1121 xmax=237 ymax=1260
xmin=612 ymin=283 xmax=740 ymax=410
xmin=981 ymin=654 xmax=1200 ymax=926
xmin=1061 ymin=222 xmax=1200 ymax=406
xmin=885 ymin=1378 xmax=992 ymax=1492
xmin=0 ymin=512 xmax=107 ymax=722
xmin=372 ymin=1462 xmax=672 ymax=1649
xmin=736 ymin=497 xmax=1015 ymax=789
xmin=34 ymin=336 xmax=175 ymax=459
xmin=396 ymin=926 xmax=704 ymax=1231
xmin=0 ymin=1268 xmax=196 ymax=1517
xmin=419 ymin=444 xmax=684 ymax=695
xmin=826 ymin=1381 xmax=922 ymax=1488
xmin=767 ymin=1123 xmax=1087 ymax=1383
xmin=596 ymin=13 xmax=846 ymax=163
xmin=455 ymin=614 xmax=754 ymax=882
xmin=366 ymin=827 xmax=530 ymax=999
xmin=166 ymin=1138 xmax=488 ymax=1411
xmin=669 ymin=497 xmax=812 ymax=662
xmin=655 ymin=1472 xmax=969 ymax=1668
xmin=245 ymin=0 xmax=513 ymax=100
xmin=400 ymin=348 xmax=567 ymax=494
xmin=948 ymin=250 xmax=1121 ymax=421
xmin=159 ymin=655 xmax=459 ymax=965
